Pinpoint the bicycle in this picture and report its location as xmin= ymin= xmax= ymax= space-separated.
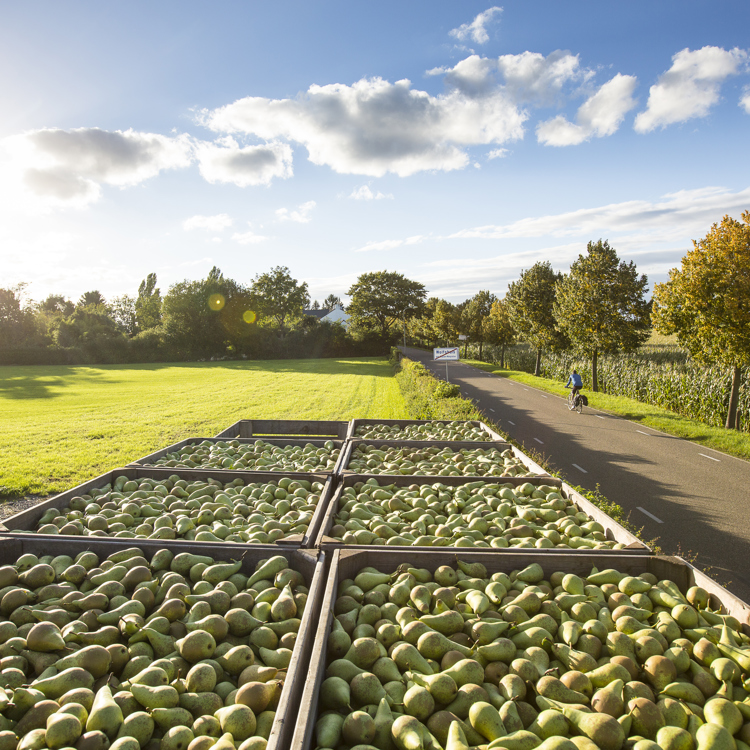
xmin=568 ymin=389 xmax=583 ymax=413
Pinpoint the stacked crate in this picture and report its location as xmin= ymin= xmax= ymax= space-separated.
xmin=0 ymin=419 xmax=348 ymax=750
xmin=4 ymin=417 xmax=750 ymax=750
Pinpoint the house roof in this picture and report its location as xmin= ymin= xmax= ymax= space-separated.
xmin=303 ymin=309 xmax=329 ymax=319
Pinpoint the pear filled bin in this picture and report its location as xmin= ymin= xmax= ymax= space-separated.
xmin=315 ymin=475 xmax=647 ymax=552
xmin=0 ymin=468 xmax=334 ymax=549
xmin=0 ymin=536 xmax=325 ymax=750
xmin=291 ymin=548 xmax=750 ymax=750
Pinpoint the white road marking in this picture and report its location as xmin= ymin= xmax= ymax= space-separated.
xmin=637 ymin=507 xmax=664 ymax=523
xmin=596 ymin=415 xmax=605 ymax=420
xmin=699 ymin=453 xmax=720 ymax=462
xmin=507 ymin=420 xmax=516 ymax=426
xmin=572 ymin=464 xmax=587 ymax=473
xmin=541 ymin=395 xmax=548 ymax=399
xmin=523 ymin=388 xmax=529 ymax=391
xmin=534 ymin=438 xmax=543 ymax=444
xmin=636 ymin=430 xmax=650 ymax=436
xmin=489 ymin=408 xmax=496 ymax=412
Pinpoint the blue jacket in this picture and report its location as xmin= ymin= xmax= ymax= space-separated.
xmin=566 ymin=372 xmax=583 ymax=388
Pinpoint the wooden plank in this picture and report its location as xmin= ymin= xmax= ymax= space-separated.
xmin=215 ymin=419 xmax=348 ymax=439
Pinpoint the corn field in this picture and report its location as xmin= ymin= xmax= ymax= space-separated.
xmin=470 ymin=342 xmax=749 ymax=433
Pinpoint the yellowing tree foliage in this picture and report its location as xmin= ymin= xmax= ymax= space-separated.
xmin=653 ymin=211 xmax=750 ymax=429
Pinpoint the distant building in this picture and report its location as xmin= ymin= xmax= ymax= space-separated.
xmin=303 ymin=303 xmax=350 ymax=328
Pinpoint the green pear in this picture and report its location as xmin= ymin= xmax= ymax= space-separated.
xmin=46 ymin=713 xmax=83 ymax=750
xmin=215 ymin=704 xmax=257 ymax=742
xmin=130 ymin=683 xmax=180 ymax=710
xmin=116 ymin=711 xmax=154 ymax=746
xmin=591 ymin=679 xmax=624 ymax=718
xmin=529 ymin=710 xmax=570 ymax=740
xmin=469 ymin=701 xmax=507 ymax=741
xmin=86 ymin=684 xmax=123 ymax=740
xmin=178 ymin=691 xmax=223 ymax=718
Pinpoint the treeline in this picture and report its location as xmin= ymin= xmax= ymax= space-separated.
xmin=406 ymin=210 xmax=750 ymax=433
xmin=0 ymin=266 xmax=392 ymax=365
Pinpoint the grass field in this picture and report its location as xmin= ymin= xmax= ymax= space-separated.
xmin=465 ymin=359 xmax=750 ymax=460
xmin=0 ymin=357 xmax=407 ymax=500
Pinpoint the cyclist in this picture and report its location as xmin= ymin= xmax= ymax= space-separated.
xmin=566 ymin=369 xmax=583 ymax=405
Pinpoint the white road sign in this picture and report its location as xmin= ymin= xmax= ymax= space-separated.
xmin=433 ymin=347 xmax=460 ymax=361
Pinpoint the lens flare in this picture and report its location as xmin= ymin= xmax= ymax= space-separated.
xmin=208 ymin=294 xmax=225 ymax=311
xmin=243 ymin=310 xmax=257 ymax=324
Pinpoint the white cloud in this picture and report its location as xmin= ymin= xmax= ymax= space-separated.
xmin=741 ymin=86 xmax=750 ymax=114
xmin=496 ymin=51 xmax=590 ymax=104
xmin=433 ymin=51 xmax=587 ymax=105
xmin=183 ymin=214 xmax=233 ymax=231
xmin=276 ymin=200 xmax=316 ymax=223
xmin=449 ymin=7 xmax=502 ymax=45
xmin=202 ymin=76 xmax=526 ymax=177
xmin=634 ymin=46 xmax=747 ymax=133
xmin=355 ymin=235 xmax=426 ymax=252
xmin=195 ymin=137 xmax=293 ymax=187
xmin=487 ymin=148 xmax=508 ymax=159
xmin=537 ymin=74 xmax=638 ymax=146
xmin=448 ymin=185 xmax=750 ymax=241
xmin=1 ymin=127 xmax=193 ymax=208
xmin=231 ymin=227 xmax=268 ymax=244
xmin=349 ymin=185 xmax=393 ymax=200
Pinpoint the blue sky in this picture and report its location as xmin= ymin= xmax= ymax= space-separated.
xmin=1 ymin=1 xmax=749 ymax=305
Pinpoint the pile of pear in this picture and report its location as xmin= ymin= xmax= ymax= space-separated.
xmin=346 ymin=446 xmax=534 ymax=478
xmin=315 ymin=559 xmax=750 ymax=750
xmin=327 ymin=481 xmax=625 ymax=550
xmin=32 ymin=475 xmax=325 ymax=544
xmin=146 ymin=440 xmax=340 ymax=474
xmin=0 ymin=547 xmax=306 ymax=750
xmin=353 ymin=423 xmax=493 ymax=443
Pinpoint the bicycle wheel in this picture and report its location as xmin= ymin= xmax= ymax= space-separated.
xmin=575 ymin=397 xmax=583 ymax=414
xmin=567 ymin=392 xmax=575 ymax=410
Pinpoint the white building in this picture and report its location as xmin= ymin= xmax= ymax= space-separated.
xmin=303 ymin=303 xmax=350 ymax=328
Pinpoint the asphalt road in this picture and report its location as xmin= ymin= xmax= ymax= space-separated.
xmin=402 ymin=346 xmax=750 ymax=603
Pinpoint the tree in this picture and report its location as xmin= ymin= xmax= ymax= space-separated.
xmin=347 ymin=270 xmax=427 ymax=338
xmin=486 ymin=299 xmax=516 ymax=368
xmin=136 ymin=273 xmax=162 ymax=331
xmin=554 ymin=239 xmax=650 ymax=392
xmin=110 ymin=295 xmax=139 ymax=337
xmin=323 ymin=294 xmax=343 ymax=310
xmin=78 ymin=290 xmax=106 ymax=308
xmin=505 ymin=261 xmax=567 ymax=376
xmin=460 ymin=291 xmax=497 ymax=360
xmin=653 ymin=211 xmax=750 ymax=429
xmin=0 ymin=285 xmax=37 ymax=348
xmin=310 ymin=300 xmax=321 ymax=310
xmin=162 ymin=267 xmax=256 ymax=358
xmin=38 ymin=295 xmax=74 ymax=317
xmin=55 ymin=306 xmax=125 ymax=348
xmin=251 ymin=266 xmax=309 ymax=333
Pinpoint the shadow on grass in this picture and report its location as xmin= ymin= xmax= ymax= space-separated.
xmin=0 ymin=357 xmax=393 ymax=400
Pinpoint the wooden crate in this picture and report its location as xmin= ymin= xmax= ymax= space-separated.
xmin=314 ymin=473 xmax=648 ymax=552
xmin=128 ymin=437 xmax=347 ymax=476
xmin=291 ymin=547 xmax=750 ymax=750
xmin=339 ymin=439 xmax=546 ymax=478
xmin=0 ymin=536 xmax=325 ymax=750
xmin=215 ymin=419 xmax=349 ymax=439
xmin=346 ymin=418 xmax=504 ymax=441
xmin=0 ymin=467 xmax=334 ymax=549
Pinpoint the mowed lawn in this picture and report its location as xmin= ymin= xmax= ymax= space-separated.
xmin=0 ymin=357 xmax=408 ymax=499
